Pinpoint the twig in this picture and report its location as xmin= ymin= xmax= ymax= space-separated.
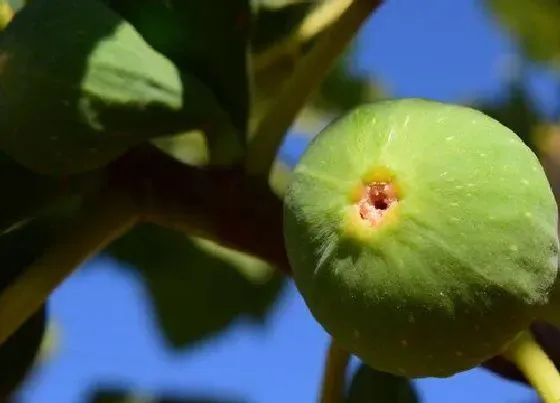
xmin=252 ymin=0 xmax=353 ymax=72
xmin=0 ymin=1 xmax=13 ymax=30
xmin=246 ymin=0 xmax=383 ymax=178
xmin=0 ymin=189 xmax=139 ymax=345
xmin=320 ymin=338 xmax=351 ymax=403
xmin=503 ymin=329 xmax=560 ymax=403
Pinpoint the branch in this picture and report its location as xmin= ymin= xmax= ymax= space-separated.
xmin=246 ymin=0 xmax=384 ymax=178
xmin=320 ymin=338 xmax=351 ymax=403
xmin=0 ymin=189 xmax=139 ymax=345
xmin=252 ymin=0 xmax=353 ymax=72
xmin=0 ymin=1 xmax=13 ymax=30
xmin=107 ymin=146 xmax=292 ymax=274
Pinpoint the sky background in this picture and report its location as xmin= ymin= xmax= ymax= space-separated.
xmin=12 ymin=0 xmax=560 ymax=402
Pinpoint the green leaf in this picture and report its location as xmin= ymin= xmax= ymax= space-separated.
xmin=0 ymin=219 xmax=52 ymax=399
xmin=101 ymin=0 xmax=251 ymax=136
xmin=345 ymin=363 xmax=419 ymax=403
xmin=88 ymin=389 xmax=248 ymax=403
xmin=486 ymin=0 xmax=560 ymax=68
xmin=0 ymin=0 xmax=243 ymax=175
xmin=106 ymin=224 xmax=284 ymax=349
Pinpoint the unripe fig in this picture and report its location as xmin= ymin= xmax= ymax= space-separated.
xmin=283 ymin=98 xmax=559 ymax=378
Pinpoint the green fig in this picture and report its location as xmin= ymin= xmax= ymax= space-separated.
xmin=283 ymin=98 xmax=559 ymax=378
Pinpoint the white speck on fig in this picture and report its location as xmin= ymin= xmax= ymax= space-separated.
xmin=401 ymin=339 xmax=408 ymax=347
xmin=403 ymin=115 xmax=410 ymax=128
xmin=445 ymin=136 xmax=454 ymax=141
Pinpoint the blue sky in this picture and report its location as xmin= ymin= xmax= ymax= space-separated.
xmin=14 ymin=0 xmax=560 ymax=402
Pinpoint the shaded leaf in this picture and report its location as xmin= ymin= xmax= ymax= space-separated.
xmin=0 ymin=219 xmax=52 ymax=399
xmin=0 ymin=0 xmax=242 ymax=174
xmin=88 ymin=388 xmax=247 ymax=403
xmin=486 ymin=0 xmax=560 ymax=68
xmin=101 ymin=0 xmax=251 ymax=136
xmin=106 ymin=223 xmax=284 ymax=349
xmin=345 ymin=363 xmax=419 ymax=403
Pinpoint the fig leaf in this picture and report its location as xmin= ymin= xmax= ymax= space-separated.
xmin=101 ymin=0 xmax=251 ymax=136
xmin=0 ymin=0 xmax=243 ymax=174
xmin=105 ymin=223 xmax=284 ymax=349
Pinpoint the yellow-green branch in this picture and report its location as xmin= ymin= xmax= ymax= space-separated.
xmin=252 ymin=0 xmax=353 ymax=72
xmin=0 ymin=1 xmax=13 ymax=30
xmin=320 ymin=338 xmax=351 ymax=403
xmin=246 ymin=0 xmax=384 ymax=178
xmin=0 ymin=190 xmax=139 ymax=345
xmin=503 ymin=329 xmax=560 ymax=403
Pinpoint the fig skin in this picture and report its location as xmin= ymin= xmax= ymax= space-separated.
xmin=283 ymin=98 xmax=559 ymax=378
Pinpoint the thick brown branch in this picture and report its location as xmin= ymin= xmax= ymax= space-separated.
xmin=107 ymin=146 xmax=291 ymax=275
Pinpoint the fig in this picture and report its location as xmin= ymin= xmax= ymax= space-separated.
xmin=283 ymin=98 xmax=559 ymax=378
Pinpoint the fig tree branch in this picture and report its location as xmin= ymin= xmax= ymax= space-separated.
xmin=108 ymin=146 xmax=292 ymax=274
xmin=320 ymin=339 xmax=351 ymax=403
xmin=0 ymin=1 xmax=13 ymax=30
xmin=0 ymin=189 xmax=138 ymax=345
xmin=252 ymin=0 xmax=353 ymax=72
xmin=245 ymin=0 xmax=384 ymax=178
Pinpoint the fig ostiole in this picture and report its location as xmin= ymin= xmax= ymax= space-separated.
xmin=283 ymin=98 xmax=559 ymax=378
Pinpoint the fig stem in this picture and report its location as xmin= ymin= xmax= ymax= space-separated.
xmin=503 ymin=329 xmax=560 ymax=403
xmin=0 ymin=189 xmax=138 ymax=346
xmin=320 ymin=338 xmax=351 ymax=403
xmin=245 ymin=0 xmax=384 ymax=178
xmin=0 ymin=1 xmax=13 ymax=30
